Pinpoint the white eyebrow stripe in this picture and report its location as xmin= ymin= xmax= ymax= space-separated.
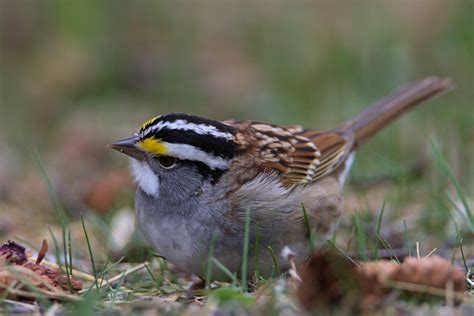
xmin=143 ymin=119 xmax=234 ymax=140
xmin=165 ymin=143 xmax=231 ymax=170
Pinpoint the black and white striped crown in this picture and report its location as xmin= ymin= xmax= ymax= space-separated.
xmin=137 ymin=113 xmax=239 ymax=170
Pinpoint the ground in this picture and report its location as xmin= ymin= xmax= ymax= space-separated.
xmin=0 ymin=1 xmax=473 ymax=314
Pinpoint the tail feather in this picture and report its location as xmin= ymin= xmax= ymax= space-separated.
xmin=340 ymin=77 xmax=452 ymax=145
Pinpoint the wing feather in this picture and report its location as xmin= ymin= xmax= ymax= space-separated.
xmin=249 ymin=122 xmax=354 ymax=185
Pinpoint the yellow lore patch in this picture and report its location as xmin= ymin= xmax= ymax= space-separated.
xmin=137 ymin=137 xmax=168 ymax=155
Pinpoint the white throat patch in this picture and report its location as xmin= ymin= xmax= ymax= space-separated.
xmin=130 ymin=159 xmax=160 ymax=196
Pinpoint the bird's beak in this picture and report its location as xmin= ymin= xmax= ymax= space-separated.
xmin=109 ymin=135 xmax=144 ymax=161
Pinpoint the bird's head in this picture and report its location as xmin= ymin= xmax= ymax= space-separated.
xmin=110 ymin=113 xmax=240 ymax=198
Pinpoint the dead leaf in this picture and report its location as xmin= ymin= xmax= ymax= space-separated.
xmin=296 ymin=250 xmax=361 ymax=312
xmin=387 ymin=256 xmax=465 ymax=292
xmin=297 ymin=251 xmax=466 ymax=312
xmin=0 ymin=240 xmax=28 ymax=265
xmin=36 ymin=239 xmax=48 ymax=264
xmin=0 ymin=239 xmax=83 ymax=300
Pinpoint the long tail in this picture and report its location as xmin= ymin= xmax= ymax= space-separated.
xmin=340 ymin=77 xmax=452 ymax=145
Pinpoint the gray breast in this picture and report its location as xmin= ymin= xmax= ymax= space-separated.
xmin=135 ymin=187 xmax=232 ymax=276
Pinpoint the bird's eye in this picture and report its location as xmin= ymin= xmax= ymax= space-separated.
xmin=158 ymin=156 xmax=177 ymax=169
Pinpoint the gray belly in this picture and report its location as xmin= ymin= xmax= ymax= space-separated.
xmin=134 ymin=172 xmax=343 ymax=281
xmin=136 ymin=200 xmax=312 ymax=280
xmin=136 ymin=203 xmax=206 ymax=275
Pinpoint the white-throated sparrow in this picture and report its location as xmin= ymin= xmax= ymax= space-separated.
xmin=111 ymin=77 xmax=450 ymax=280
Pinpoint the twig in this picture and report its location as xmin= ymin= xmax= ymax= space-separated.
xmin=0 ymin=285 xmax=82 ymax=302
xmin=386 ymin=280 xmax=466 ymax=302
xmin=1 ymin=266 xmax=64 ymax=294
xmin=281 ymin=246 xmax=302 ymax=282
xmin=2 ymin=299 xmax=39 ymax=312
xmin=425 ymin=248 xmax=437 ymax=258
xmin=346 ymin=248 xmax=409 ymax=261
xmin=31 ymin=258 xmax=96 ymax=282
xmin=78 ymin=262 xmax=148 ymax=294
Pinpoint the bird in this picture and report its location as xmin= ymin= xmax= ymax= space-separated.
xmin=110 ymin=77 xmax=451 ymax=281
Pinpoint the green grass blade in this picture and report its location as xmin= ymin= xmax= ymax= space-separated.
xmin=49 ymin=226 xmax=73 ymax=293
xmin=76 ymin=289 xmax=97 ymax=314
xmin=301 ymin=203 xmax=315 ymax=251
xmin=446 ymin=192 xmax=471 ymax=223
xmin=353 ymin=211 xmax=368 ymax=261
xmin=376 ymin=234 xmax=400 ymax=264
xmin=30 ymin=148 xmax=69 ymax=226
xmin=144 ymin=259 xmax=165 ymax=291
xmin=211 ymin=257 xmax=238 ymax=285
xmin=48 ymin=226 xmax=62 ymax=271
xmin=144 ymin=263 xmax=158 ymax=284
xmin=67 ymin=228 xmax=73 ymax=275
xmin=403 ymin=219 xmax=412 ymax=257
xmin=326 ymin=240 xmax=359 ymax=266
xmin=209 ymin=287 xmax=255 ymax=305
xmin=83 ymin=256 xmax=125 ymax=296
xmin=267 ymin=246 xmax=280 ymax=278
xmin=31 ymin=148 xmax=73 ymax=291
xmin=62 ymin=227 xmax=73 ymax=292
xmin=205 ymin=233 xmax=218 ymax=289
xmin=254 ymin=223 xmax=260 ymax=280
xmin=373 ymin=200 xmax=386 ymax=259
xmin=154 ymin=259 xmax=167 ymax=291
xmin=98 ymin=257 xmax=124 ymax=282
xmin=81 ymin=213 xmax=99 ymax=290
xmin=458 ymin=238 xmax=468 ymax=274
xmin=241 ymin=208 xmax=251 ymax=292
xmin=431 ymin=140 xmax=473 ymax=230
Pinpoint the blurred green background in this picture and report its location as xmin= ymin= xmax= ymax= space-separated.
xmin=0 ymin=1 xmax=472 ymax=256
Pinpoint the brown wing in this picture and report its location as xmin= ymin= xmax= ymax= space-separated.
xmin=249 ymin=123 xmax=354 ymax=185
xmin=296 ymin=129 xmax=354 ymax=182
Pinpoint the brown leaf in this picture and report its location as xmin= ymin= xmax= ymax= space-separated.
xmin=36 ymin=239 xmax=48 ymax=265
xmin=296 ymin=250 xmax=361 ymax=311
xmin=297 ymin=251 xmax=466 ymax=312
xmin=381 ymin=256 xmax=465 ymax=293
xmin=0 ymin=239 xmax=83 ymax=299
xmin=0 ymin=240 xmax=28 ymax=265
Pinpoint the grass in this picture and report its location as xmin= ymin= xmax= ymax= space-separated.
xmin=266 ymin=246 xmax=280 ymax=278
xmin=431 ymin=140 xmax=473 ymax=231
xmin=373 ymin=200 xmax=386 ymax=259
xmin=47 ymin=226 xmax=61 ymax=266
xmin=81 ymin=213 xmax=99 ymax=290
xmin=302 ymin=204 xmax=316 ymax=252
xmin=403 ymin=219 xmax=412 ymax=257
xmin=1 ymin=2 xmax=473 ymax=313
xmin=2 ymin=113 xmax=470 ymax=315
xmin=2 ymin=145 xmax=473 ymax=313
xmin=32 ymin=149 xmax=75 ymax=292
xmin=240 ymin=208 xmax=251 ymax=292
xmin=210 ymin=258 xmax=238 ymax=286
xmin=375 ymin=235 xmax=401 ymax=264
xmin=353 ymin=211 xmax=368 ymax=261
xmin=205 ymin=233 xmax=218 ymax=289
xmin=254 ymin=223 xmax=261 ymax=280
